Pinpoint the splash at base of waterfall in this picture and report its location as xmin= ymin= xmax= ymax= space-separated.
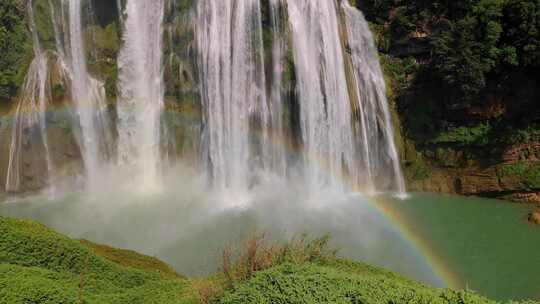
xmin=116 ymin=0 xmax=166 ymax=191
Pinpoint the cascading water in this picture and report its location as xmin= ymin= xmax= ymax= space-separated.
xmin=117 ymin=0 xmax=166 ymax=190
xmin=268 ymin=0 xmax=287 ymax=177
xmin=286 ymin=0 xmax=358 ymax=192
xmin=196 ymin=0 xmax=270 ymax=193
xmin=342 ymin=1 xmax=407 ymax=196
xmin=194 ymin=0 xmax=405 ymax=196
xmin=4 ymin=0 xmax=405 ymax=198
xmin=65 ymin=0 xmax=112 ymax=188
xmin=5 ymin=1 xmax=54 ymax=193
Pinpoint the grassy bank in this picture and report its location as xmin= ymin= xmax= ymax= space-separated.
xmin=0 ymin=217 xmax=535 ymax=304
xmin=0 ymin=217 xmax=196 ymax=304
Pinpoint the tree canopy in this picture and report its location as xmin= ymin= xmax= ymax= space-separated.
xmin=360 ymin=0 xmax=540 ymax=104
xmin=0 ymin=0 xmax=31 ymax=102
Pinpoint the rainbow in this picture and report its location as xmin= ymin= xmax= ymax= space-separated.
xmin=258 ymin=128 xmax=463 ymax=290
xmin=0 ymin=101 xmax=462 ymax=289
xmin=364 ymin=195 xmax=462 ymax=289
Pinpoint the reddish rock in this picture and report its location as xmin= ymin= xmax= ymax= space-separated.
xmin=528 ymin=210 xmax=540 ymax=225
xmin=459 ymin=168 xmax=502 ymax=195
xmin=505 ymin=192 xmax=540 ymax=204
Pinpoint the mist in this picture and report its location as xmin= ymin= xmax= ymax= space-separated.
xmin=1 ymin=162 xmax=440 ymax=286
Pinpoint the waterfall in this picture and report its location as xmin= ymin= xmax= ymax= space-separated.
xmin=342 ymin=1 xmax=407 ymax=196
xmin=268 ymin=0 xmax=287 ymax=177
xmin=66 ymin=0 xmax=111 ymax=188
xmin=4 ymin=0 xmax=406 ymax=198
xmin=194 ymin=0 xmax=406 ymax=195
xmin=117 ymin=0 xmax=166 ymax=190
xmin=286 ymin=0 xmax=358 ymax=192
xmin=283 ymin=0 xmax=406 ymax=195
xmin=196 ymin=0 xmax=270 ymax=192
xmin=5 ymin=1 xmax=53 ymax=193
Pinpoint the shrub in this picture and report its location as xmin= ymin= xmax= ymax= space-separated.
xmin=0 ymin=217 xmax=194 ymax=304
xmin=431 ymin=123 xmax=492 ymax=146
xmin=221 ymin=233 xmax=335 ymax=286
xmin=218 ymin=262 xmax=496 ymax=304
xmin=498 ymin=162 xmax=540 ymax=190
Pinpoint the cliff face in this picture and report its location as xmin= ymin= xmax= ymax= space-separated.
xmin=382 ymin=36 xmax=540 ymax=203
xmin=357 ymin=0 xmax=540 ymax=203
xmin=402 ymin=138 xmax=540 ymax=203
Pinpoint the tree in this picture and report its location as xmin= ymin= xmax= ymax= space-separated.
xmin=430 ymin=0 xmax=508 ymax=102
xmin=0 ymin=0 xmax=31 ymax=102
xmin=502 ymin=0 xmax=540 ymax=67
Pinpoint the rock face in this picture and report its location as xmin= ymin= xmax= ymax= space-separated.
xmin=528 ymin=210 xmax=540 ymax=225
xmin=402 ymin=128 xmax=540 ymax=204
xmin=0 ymin=110 xmax=83 ymax=195
xmin=405 ymin=139 xmax=540 ymax=204
xmin=0 ymin=107 xmax=201 ymax=196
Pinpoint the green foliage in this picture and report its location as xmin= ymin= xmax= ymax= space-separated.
xmin=88 ymin=24 xmax=120 ymax=58
xmin=390 ymin=6 xmax=417 ymax=42
xmin=431 ymin=123 xmax=492 ymax=146
xmin=80 ymin=240 xmax=182 ymax=279
xmin=0 ymin=217 xmax=196 ymax=304
xmin=0 ymin=264 xmax=79 ymax=304
xmin=360 ymin=0 xmax=539 ymax=105
xmin=217 ymin=233 xmax=336 ymax=295
xmin=408 ymin=160 xmax=431 ymax=181
xmin=282 ymin=46 xmax=296 ymax=91
xmin=176 ymin=0 xmax=194 ymax=12
xmin=218 ymin=261 xmax=496 ymax=304
xmin=431 ymin=0 xmax=510 ymax=100
xmin=33 ymin=0 xmax=55 ymax=51
xmin=86 ymin=24 xmax=120 ymax=97
xmin=0 ymin=0 xmax=32 ymax=102
xmin=381 ymin=55 xmax=420 ymax=94
xmin=498 ymin=162 xmax=540 ymax=189
xmin=502 ymin=0 xmax=540 ymax=66
xmin=1 ymin=218 xmax=537 ymax=304
xmin=511 ymin=125 xmax=540 ymax=144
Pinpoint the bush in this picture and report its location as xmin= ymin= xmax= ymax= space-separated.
xmin=498 ymin=162 xmax=540 ymax=190
xmin=221 ymin=234 xmax=335 ymax=285
xmin=218 ymin=262 xmax=496 ymax=304
xmin=0 ymin=217 xmax=194 ymax=304
xmin=431 ymin=123 xmax=492 ymax=146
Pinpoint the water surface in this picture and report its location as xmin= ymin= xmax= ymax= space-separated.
xmin=1 ymin=189 xmax=538 ymax=301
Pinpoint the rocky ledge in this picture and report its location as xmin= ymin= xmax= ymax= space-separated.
xmin=406 ymin=139 xmax=540 ymax=204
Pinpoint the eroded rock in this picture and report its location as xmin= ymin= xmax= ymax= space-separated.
xmin=528 ymin=210 xmax=540 ymax=225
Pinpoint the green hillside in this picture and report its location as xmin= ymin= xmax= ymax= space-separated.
xmin=2 ymin=216 xmax=536 ymax=304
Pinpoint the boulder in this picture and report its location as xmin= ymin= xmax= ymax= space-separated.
xmin=528 ymin=210 xmax=540 ymax=225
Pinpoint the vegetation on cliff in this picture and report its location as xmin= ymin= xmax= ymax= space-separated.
xmin=356 ymin=0 xmax=540 ymax=200
xmin=358 ymin=0 xmax=539 ymax=136
xmin=0 ymin=0 xmax=32 ymax=103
